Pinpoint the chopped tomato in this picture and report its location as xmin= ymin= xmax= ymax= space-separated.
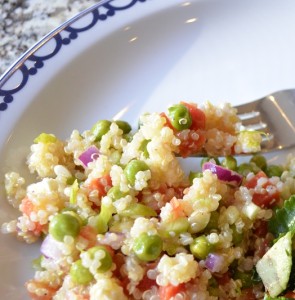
xmin=176 ymin=129 xmax=206 ymax=158
xmin=161 ymin=107 xmax=206 ymax=157
xmin=137 ymin=274 xmax=156 ymax=291
xmin=255 ymin=238 xmax=269 ymax=258
xmin=237 ymin=288 xmax=256 ymax=300
xmin=89 ymin=174 xmax=112 ymax=196
xmin=181 ymin=101 xmax=206 ymax=130
xmin=245 ymin=171 xmax=280 ymax=208
xmin=20 ymin=198 xmax=45 ymax=235
xmin=159 ymin=283 xmax=186 ymax=300
xmin=245 ymin=171 xmax=268 ymax=189
xmin=113 ymin=253 xmax=126 ymax=279
xmin=169 ymin=198 xmax=186 ymax=220
xmin=253 ymin=220 xmax=268 ymax=237
xmin=21 ymin=197 xmax=36 ymax=216
xmin=78 ymin=225 xmax=97 ymax=249
xmin=284 ymin=291 xmax=295 ymax=298
xmin=214 ymin=271 xmax=231 ymax=285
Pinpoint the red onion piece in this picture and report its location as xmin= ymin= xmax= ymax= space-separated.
xmin=78 ymin=145 xmax=100 ymax=167
xmin=202 ymin=162 xmax=243 ymax=187
xmin=205 ymin=253 xmax=225 ymax=273
xmin=40 ymin=234 xmax=63 ymax=259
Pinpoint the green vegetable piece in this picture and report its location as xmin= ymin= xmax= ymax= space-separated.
xmin=115 ymin=120 xmax=132 ymax=134
xmin=231 ymin=225 xmax=244 ymax=246
xmin=161 ymin=217 xmax=190 ymax=236
xmin=139 ymin=139 xmax=151 ymax=158
xmin=49 ymin=213 xmax=81 ymax=241
xmin=70 ymin=259 xmax=94 ymax=285
xmin=167 ymin=104 xmax=192 ymax=131
xmin=233 ymin=270 xmax=254 ymax=288
xmin=124 ymin=159 xmax=149 ymax=186
xmin=32 ymin=255 xmax=44 ymax=271
xmin=205 ymin=211 xmax=219 ymax=231
xmin=87 ymin=246 xmax=113 ymax=273
xmin=250 ymin=154 xmax=267 ymax=171
xmin=91 ymin=201 xmax=115 ymax=234
xmin=119 ymin=203 xmax=157 ymax=218
xmin=133 ymin=233 xmax=163 ymax=262
xmin=268 ymin=195 xmax=295 ymax=238
xmin=201 ymin=157 xmax=220 ymax=168
xmin=263 ymin=296 xmax=290 ymax=300
xmin=91 ymin=120 xmax=111 ymax=142
xmin=34 ymin=133 xmax=57 ymax=144
xmin=190 ymin=235 xmax=212 ymax=260
xmin=256 ymin=231 xmax=292 ymax=298
xmin=70 ymin=179 xmax=79 ymax=204
xmin=107 ymin=186 xmax=127 ymax=201
xmin=189 ymin=171 xmax=202 ymax=184
xmin=265 ymin=165 xmax=284 ymax=178
xmin=66 ymin=176 xmax=76 ymax=185
xmin=221 ymin=156 xmax=237 ymax=171
xmin=237 ymin=162 xmax=260 ymax=176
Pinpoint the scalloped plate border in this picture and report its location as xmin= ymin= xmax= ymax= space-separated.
xmin=0 ymin=0 xmax=147 ymax=113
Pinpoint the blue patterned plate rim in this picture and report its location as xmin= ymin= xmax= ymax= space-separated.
xmin=0 ymin=0 xmax=147 ymax=113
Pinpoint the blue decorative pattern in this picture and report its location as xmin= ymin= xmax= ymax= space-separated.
xmin=0 ymin=0 xmax=147 ymax=112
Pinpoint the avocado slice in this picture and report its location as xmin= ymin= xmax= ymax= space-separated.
xmin=256 ymin=231 xmax=292 ymax=298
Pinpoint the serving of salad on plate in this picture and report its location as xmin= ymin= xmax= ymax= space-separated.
xmin=2 ymin=101 xmax=295 ymax=300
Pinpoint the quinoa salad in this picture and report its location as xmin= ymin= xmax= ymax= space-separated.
xmin=2 ymin=101 xmax=295 ymax=300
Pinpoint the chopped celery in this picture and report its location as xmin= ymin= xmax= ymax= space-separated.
xmin=70 ymin=179 xmax=79 ymax=204
xmin=118 ymin=203 xmax=157 ymax=218
xmin=34 ymin=133 xmax=57 ymax=143
xmin=160 ymin=217 xmax=189 ymax=236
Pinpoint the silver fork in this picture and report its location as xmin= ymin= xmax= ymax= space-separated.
xmin=236 ymin=89 xmax=295 ymax=152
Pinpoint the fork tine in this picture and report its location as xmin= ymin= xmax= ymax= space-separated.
xmin=235 ymin=90 xmax=295 ymax=152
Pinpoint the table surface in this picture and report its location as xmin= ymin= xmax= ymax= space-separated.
xmin=0 ymin=0 xmax=98 ymax=77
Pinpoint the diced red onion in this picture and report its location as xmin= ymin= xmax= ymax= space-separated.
xmin=78 ymin=145 xmax=100 ymax=167
xmin=205 ymin=253 xmax=225 ymax=273
xmin=202 ymin=162 xmax=243 ymax=187
xmin=40 ymin=234 xmax=63 ymax=259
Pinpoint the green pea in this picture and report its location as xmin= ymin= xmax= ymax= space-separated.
xmin=70 ymin=259 xmax=94 ymax=285
xmin=221 ymin=156 xmax=237 ymax=171
xmin=233 ymin=270 xmax=254 ymax=288
xmin=205 ymin=211 xmax=219 ymax=231
xmin=250 ymin=154 xmax=267 ymax=171
xmin=189 ymin=171 xmax=202 ymax=184
xmin=133 ymin=233 xmax=163 ymax=261
xmin=231 ymin=225 xmax=243 ymax=246
xmin=91 ymin=120 xmax=111 ymax=141
xmin=49 ymin=213 xmax=81 ymax=241
xmin=115 ymin=120 xmax=132 ymax=134
xmin=237 ymin=162 xmax=259 ymax=176
xmin=167 ymin=104 xmax=192 ymax=131
xmin=265 ymin=164 xmax=284 ymax=178
xmin=87 ymin=246 xmax=113 ymax=273
xmin=124 ymin=159 xmax=149 ymax=186
xmin=190 ymin=235 xmax=212 ymax=260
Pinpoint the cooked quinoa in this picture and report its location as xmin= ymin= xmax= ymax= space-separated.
xmin=2 ymin=101 xmax=295 ymax=299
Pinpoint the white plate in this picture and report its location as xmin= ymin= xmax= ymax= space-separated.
xmin=1 ymin=0 xmax=295 ymax=298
